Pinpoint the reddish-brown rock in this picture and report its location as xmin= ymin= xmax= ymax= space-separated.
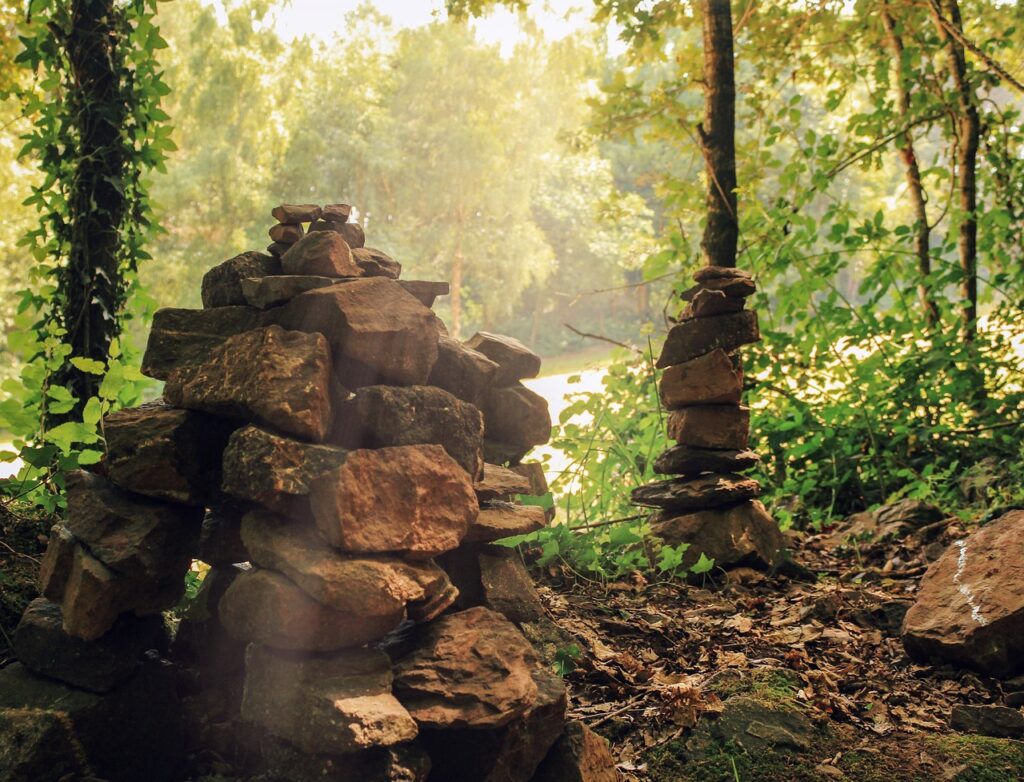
xmin=659 ymin=349 xmax=743 ymax=408
xmin=394 ymin=607 xmax=539 ymax=729
xmin=267 ymin=241 xmax=290 ymax=257
xmin=309 ymin=219 xmax=365 ymax=248
xmin=651 ymin=500 xmax=783 ymax=571
xmin=693 ymin=265 xmax=756 ymax=297
xmin=681 ymin=287 xmax=745 ymax=320
xmin=466 ymin=503 xmax=547 ymax=542
xmin=272 ymin=203 xmax=322 ymax=223
xmin=475 ymin=463 xmax=533 ymax=502
xmin=38 ymin=523 xmax=76 ymax=599
xmin=656 ymin=311 xmax=759 ymax=368
xmin=103 ymin=400 xmax=234 ymax=505
xmin=398 ymin=280 xmax=450 ymax=308
xmin=429 ymin=335 xmax=499 ymax=404
xmin=164 ymin=325 xmax=333 ymax=442
xmin=269 ymin=222 xmax=304 ymax=243
xmin=309 ymin=444 xmax=477 ymax=558
xmin=480 ymin=383 xmax=551 ymax=450
xmin=220 ymin=568 xmax=400 ymax=651
xmin=902 ymin=510 xmax=1024 ymax=678
xmin=271 ymin=278 xmax=439 ymax=387
xmin=332 ymin=385 xmax=484 ymax=478
xmin=654 ymin=444 xmax=760 ymax=475
xmin=242 ymin=644 xmax=417 ymax=755
xmin=321 ymin=203 xmax=352 ymax=222
xmin=241 ymin=275 xmax=338 ymax=309
xmin=201 ymin=251 xmax=281 ymax=308
xmin=141 ymin=305 xmax=263 ymax=381
xmin=631 ymin=474 xmax=760 ymax=512
xmin=667 ymin=405 xmax=749 ymax=450
xmin=533 ymin=721 xmax=623 ymax=782
xmin=353 ymin=247 xmax=402 ymax=279
xmin=465 ymin=332 xmax=542 ymax=386
xmin=281 ymin=231 xmax=361 ymax=278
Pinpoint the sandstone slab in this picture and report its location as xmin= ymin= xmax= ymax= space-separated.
xmin=654 ymin=444 xmax=760 ymax=475
xmin=467 ymin=502 xmax=547 ymax=542
xmin=141 ymin=305 xmax=263 ymax=381
xmin=480 ymin=383 xmax=552 ymax=450
xmin=667 ymin=404 xmax=750 ymax=450
xmin=164 ymin=325 xmax=333 ymax=442
xmin=631 ymin=473 xmax=760 ymax=512
xmin=271 ymin=278 xmax=439 ymax=387
xmin=465 ymin=331 xmax=542 ymax=385
xmin=269 ymin=222 xmax=304 ymax=243
xmin=241 ymin=274 xmax=338 ymax=309
xmin=272 ymin=203 xmax=321 ymax=223
xmin=657 ymin=310 xmax=760 ymax=368
xmin=281 ymin=230 xmax=361 ymax=278
xmin=242 ymin=644 xmax=417 ymax=755
xmin=354 ymin=247 xmax=402 ymax=279
xmin=651 ymin=499 xmax=783 ymax=571
xmin=902 ymin=510 xmax=1024 ymax=678
xmin=475 ymin=463 xmax=533 ymax=502
xmin=201 ymin=251 xmax=281 ymax=308
xmin=659 ymin=348 xmax=743 ymax=408
xmin=399 ymin=280 xmax=450 ymax=307
xmin=429 ymin=335 xmax=499 ymax=404
xmin=322 ymin=203 xmax=352 ymax=222
xmin=681 ymin=287 xmax=745 ymax=320
xmin=310 ymin=444 xmax=477 ymax=558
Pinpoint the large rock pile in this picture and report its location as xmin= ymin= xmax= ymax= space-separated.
xmin=1 ymin=203 xmax=620 ymax=782
xmin=631 ymin=266 xmax=783 ymax=572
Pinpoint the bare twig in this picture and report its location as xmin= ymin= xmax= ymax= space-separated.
xmin=563 ymin=324 xmax=642 ymax=354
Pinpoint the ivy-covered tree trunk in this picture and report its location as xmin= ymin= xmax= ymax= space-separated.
xmin=698 ymin=0 xmax=737 ymax=269
xmin=52 ymin=0 xmax=129 ymax=414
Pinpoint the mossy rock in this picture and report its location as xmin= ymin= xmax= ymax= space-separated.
xmin=926 ymin=735 xmax=1024 ymax=782
xmin=706 ymin=667 xmax=803 ymax=705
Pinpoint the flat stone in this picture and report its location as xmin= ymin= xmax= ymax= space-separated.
xmin=270 ymin=278 xmax=439 ymax=387
xmin=475 ymin=463 xmax=533 ymax=501
xmin=241 ymin=510 xmax=453 ymax=621
xmin=242 ymin=644 xmax=418 ymax=755
xmin=467 ymin=502 xmax=547 ymax=542
xmin=309 ymin=219 xmax=365 ymax=248
xmin=394 ymin=607 xmax=539 ymax=729
xmin=267 ymin=241 xmax=290 ymax=257
xmin=272 ymin=203 xmax=322 ymax=223
xmin=13 ymin=598 xmax=164 ymax=693
xmin=701 ymin=276 xmax=757 ymax=298
xmin=693 ymin=266 xmax=753 ymax=283
xmin=269 ymin=222 xmax=304 ymax=243
xmin=141 ymin=305 xmax=264 ymax=381
xmin=164 ymin=325 xmax=333 ymax=442
xmin=950 ymin=704 xmax=1024 ymax=739
xmin=656 ymin=310 xmax=759 ymax=368
xmin=532 ymin=721 xmax=623 ymax=782
xmin=322 ymin=203 xmax=352 ymax=222
xmin=220 ymin=568 xmax=401 ymax=651
xmin=64 ymin=471 xmax=202 ymax=583
xmin=687 ymin=695 xmax=815 ymax=754
xmin=681 ymin=287 xmax=745 ymax=320
xmin=465 ymin=332 xmax=542 ymax=385
xmin=310 ymin=444 xmax=477 ymax=559
xmin=902 ymin=510 xmax=1024 ymax=677
xmin=241 ymin=274 xmax=338 ymax=309
xmin=659 ymin=348 xmax=743 ymax=407
xmin=221 ymin=425 xmax=348 ymax=512
xmin=399 ymin=280 xmax=450 ymax=307
xmin=281 ymin=231 xmax=361 ymax=278
xmin=667 ymin=405 xmax=749 ymax=450
xmin=654 ymin=444 xmax=760 ymax=475
xmin=201 ymin=251 xmax=281 ymax=308
xmin=651 ymin=499 xmax=783 ymax=571
xmin=479 ymin=383 xmax=551 ymax=450
xmin=333 ymin=385 xmax=484 ymax=478
xmin=429 ymin=335 xmax=499 ymax=404
xmin=0 ymin=661 xmax=185 ymax=782
xmin=103 ymin=400 xmax=234 ymax=505
xmin=354 ymin=247 xmax=402 ymax=279
xmin=631 ymin=474 xmax=760 ymax=512
xmin=197 ymin=507 xmax=249 ymax=566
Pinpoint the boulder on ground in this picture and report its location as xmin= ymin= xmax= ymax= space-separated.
xmin=479 ymin=383 xmax=551 ymax=450
xmin=631 ymin=474 xmax=760 ymax=513
xmin=465 ymin=332 xmax=542 ymax=386
xmin=686 ymin=695 xmax=815 ymax=755
xmin=310 ymin=444 xmax=477 ymax=559
xmin=429 ymin=335 xmax=499 ymax=404
xmin=654 ymin=444 xmax=760 ymax=476
xmin=652 ymin=500 xmax=783 ymax=571
xmin=333 ymin=385 xmax=484 ymax=478
xmin=659 ymin=348 xmax=743 ymax=408
xmin=475 ymin=463 xmax=533 ymax=502
xmin=466 ymin=502 xmax=547 ymax=542
xmin=950 ymin=704 xmax=1024 ymax=739
xmin=164 ymin=325 xmax=333 ymax=443
xmin=201 ymin=251 xmax=281 ymax=308
xmin=656 ymin=310 xmax=759 ymax=368
xmin=394 ymin=607 xmax=540 ymax=730
xmin=281 ymin=231 xmax=361 ymax=278
xmin=902 ymin=510 xmax=1024 ymax=678
xmin=272 ymin=203 xmax=321 ymax=223
xmin=398 ymin=280 xmax=449 ymax=307
xmin=353 ymin=247 xmax=402 ymax=279
xmin=103 ymin=400 xmax=235 ymax=505
xmin=242 ymin=644 xmax=418 ymax=755
xmin=219 ymin=568 xmax=403 ymax=651
xmin=13 ymin=598 xmax=164 ymax=694
xmin=141 ymin=305 xmax=264 ymax=381
xmin=532 ymin=721 xmax=623 ymax=782
xmin=667 ymin=405 xmax=750 ymax=450
xmin=271 ymin=278 xmax=439 ymax=387
xmin=241 ymin=274 xmax=338 ymax=309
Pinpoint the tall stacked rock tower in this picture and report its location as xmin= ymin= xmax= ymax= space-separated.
xmin=632 ymin=266 xmax=783 ymax=573
xmin=1 ymin=204 xmax=620 ymax=782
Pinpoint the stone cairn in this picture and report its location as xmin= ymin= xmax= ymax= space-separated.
xmin=630 ymin=266 xmax=783 ymax=573
xmin=1 ymin=204 xmax=621 ymax=782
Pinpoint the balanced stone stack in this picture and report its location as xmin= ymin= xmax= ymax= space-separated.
xmin=630 ymin=266 xmax=783 ymax=573
xmin=0 ymin=202 xmax=620 ymax=782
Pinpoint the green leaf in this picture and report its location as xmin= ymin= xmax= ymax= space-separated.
xmin=70 ymin=357 xmax=107 ymax=375
xmin=690 ymin=553 xmax=716 ymax=575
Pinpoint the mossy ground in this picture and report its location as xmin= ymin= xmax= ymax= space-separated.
xmin=0 ymin=501 xmax=51 ymax=654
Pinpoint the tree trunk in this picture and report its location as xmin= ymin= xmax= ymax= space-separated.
xmin=931 ymin=0 xmax=979 ymax=342
xmin=881 ymin=2 xmax=940 ymax=329
xmin=699 ymin=0 xmax=738 ymax=269
xmin=53 ymin=0 xmax=128 ymax=414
